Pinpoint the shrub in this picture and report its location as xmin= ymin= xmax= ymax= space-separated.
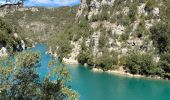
xmin=150 ymin=22 xmax=170 ymax=53
xmin=124 ymin=52 xmax=158 ymax=75
xmin=120 ymin=33 xmax=129 ymax=42
xmin=77 ymin=49 xmax=93 ymax=65
xmin=98 ymin=29 xmax=108 ymax=50
xmin=95 ymin=51 xmax=118 ymax=70
xmin=144 ymin=0 xmax=155 ymax=13
xmin=159 ymin=53 xmax=170 ymax=73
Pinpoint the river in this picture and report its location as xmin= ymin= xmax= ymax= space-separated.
xmin=31 ymin=44 xmax=170 ymax=100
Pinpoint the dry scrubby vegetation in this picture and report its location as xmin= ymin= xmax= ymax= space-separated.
xmin=3 ymin=6 xmax=78 ymax=43
xmin=1 ymin=0 xmax=170 ymax=79
xmin=75 ymin=0 xmax=170 ymax=79
xmin=27 ymin=0 xmax=170 ymax=79
xmin=0 ymin=0 xmax=170 ymax=99
xmin=0 ymin=19 xmax=26 ymax=54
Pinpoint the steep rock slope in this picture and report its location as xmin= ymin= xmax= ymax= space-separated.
xmin=77 ymin=0 xmax=161 ymax=56
xmin=3 ymin=7 xmax=78 ymax=44
xmin=62 ymin=0 xmax=170 ymax=79
xmin=2 ymin=1 xmax=170 ymax=79
xmin=0 ymin=19 xmax=26 ymax=57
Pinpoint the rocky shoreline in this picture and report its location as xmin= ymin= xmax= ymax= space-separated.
xmin=92 ymin=67 xmax=163 ymax=80
xmin=45 ymin=47 xmax=165 ymax=80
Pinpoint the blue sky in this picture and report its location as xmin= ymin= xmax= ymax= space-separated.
xmin=0 ymin=0 xmax=80 ymax=7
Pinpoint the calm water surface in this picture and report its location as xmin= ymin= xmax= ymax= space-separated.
xmin=31 ymin=44 xmax=170 ymax=100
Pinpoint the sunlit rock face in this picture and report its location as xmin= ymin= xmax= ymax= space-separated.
xmin=74 ymin=0 xmax=163 ymax=62
xmin=0 ymin=47 xmax=8 ymax=57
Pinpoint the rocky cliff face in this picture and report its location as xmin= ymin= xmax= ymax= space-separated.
xmin=0 ymin=33 xmax=26 ymax=57
xmin=70 ymin=0 xmax=163 ymax=63
xmin=3 ymin=7 xmax=77 ymax=44
xmin=0 ymin=19 xmax=26 ymax=57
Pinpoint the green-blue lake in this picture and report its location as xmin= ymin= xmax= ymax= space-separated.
xmin=32 ymin=44 xmax=170 ymax=100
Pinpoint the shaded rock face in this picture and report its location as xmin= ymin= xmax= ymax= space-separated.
xmin=0 ymin=2 xmax=24 ymax=17
xmin=74 ymin=0 xmax=163 ymax=62
xmin=0 ymin=32 xmax=26 ymax=57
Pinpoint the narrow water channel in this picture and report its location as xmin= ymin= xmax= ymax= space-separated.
xmin=31 ymin=44 xmax=170 ymax=100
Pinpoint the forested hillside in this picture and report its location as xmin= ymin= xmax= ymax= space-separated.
xmin=1 ymin=0 xmax=170 ymax=79
xmin=3 ymin=6 xmax=78 ymax=44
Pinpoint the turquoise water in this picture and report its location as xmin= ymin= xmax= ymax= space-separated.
xmin=32 ymin=44 xmax=170 ymax=100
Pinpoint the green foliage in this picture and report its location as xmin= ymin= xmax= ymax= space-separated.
xmin=98 ymin=29 xmax=108 ymax=50
xmin=128 ymin=4 xmax=137 ymax=23
xmin=3 ymin=6 xmax=77 ymax=44
xmin=147 ymin=1 xmax=170 ymax=79
xmin=160 ymin=53 xmax=170 ymax=72
xmin=47 ymin=16 xmax=92 ymax=58
xmin=100 ymin=6 xmax=110 ymax=21
xmin=77 ymin=41 xmax=94 ymax=66
xmin=91 ymin=5 xmax=110 ymax=22
xmin=86 ymin=0 xmax=92 ymax=5
xmin=159 ymin=53 xmax=170 ymax=78
xmin=117 ymin=15 xmax=131 ymax=26
xmin=77 ymin=49 xmax=93 ymax=65
xmin=124 ymin=52 xmax=158 ymax=75
xmin=145 ymin=0 xmax=155 ymax=13
xmin=134 ymin=21 xmax=149 ymax=38
xmin=0 ymin=52 xmax=79 ymax=100
xmin=95 ymin=51 xmax=118 ymax=71
xmin=57 ymin=37 xmax=72 ymax=59
xmin=150 ymin=22 xmax=170 ymax=53
xmin=120 ymin=33 xmax=129 ymax=42
xmin=0 ymin=19 xmax=24 ymax=53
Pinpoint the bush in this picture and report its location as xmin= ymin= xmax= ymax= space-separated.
xmin=124 ymin=52 xmax=158 ymax=75
xmin=120 ymin=33 xmax=129 ymax=42
xmin=98 ymin=29 xmax=108 ymax=50
xmin=86 ymin=0 xmax=92 ymax=5
xmin=159 ymin=53 xmax=170 ymax=73
xmin=77 ymin=49 xmax=93 ymax=65
xmin=95 ymin=51 xmax=118 ymax=71
xmin=144 ymin=0 xmax=155 ymax=13
xmin=0 ymin=19 xmax=24 ymax=53
xmin=128 ymin=3 xmax=137 ymax=23
xmin=150 ymin=22 xmax=170 ymax=53
xmin=97 ymin=5 xmax=110 ymax=21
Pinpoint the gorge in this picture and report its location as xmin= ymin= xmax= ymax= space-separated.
xmin=33 ymin=43 xmax=170 ymax=100
xmin=0 ymin=0 xmax=170 ymax=100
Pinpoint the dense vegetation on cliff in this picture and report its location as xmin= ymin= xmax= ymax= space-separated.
xmin=75 ymin=0 xmax=170 ymax=79
xmin=0 ymin=18 xmax=26 ymax=55
xmin=1 ymin=0 xmax=170 ymax=80
xmin=3 ymin=6 xmax=78 ymax=44
xmin=0 ymin=0 xmax=170 ymax=99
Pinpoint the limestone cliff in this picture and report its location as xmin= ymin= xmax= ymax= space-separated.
xmin=0 ymin=19 xmax=26 ymax=57
xmin=71 ymin=0 xmax=163 ymax=64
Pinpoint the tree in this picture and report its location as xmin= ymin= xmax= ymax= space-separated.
xmin=144 ymin=0 xmax=155 ymax=13
xmin=124 ymin=52 xmax=158 ymax=75
xmin=0 ymin=51 xmax=79 ymax=100
xmin=77 ymin=49 xmax=93 ymax=65
xmin=150 ymin=22 xmax=170 ymax=53
xmin=95 ymin=51 xmax=118 ymax=71
xmin=159 ymin=53 xmax=170 ymax=78
xmin=98 ymin=29 xmax=108 ymax=50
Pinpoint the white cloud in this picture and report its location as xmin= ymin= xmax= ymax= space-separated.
xmin=25 ymin=0 xmax=80 ymax=6
xmin=0 ymin=0 xmax=20 ymax=4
